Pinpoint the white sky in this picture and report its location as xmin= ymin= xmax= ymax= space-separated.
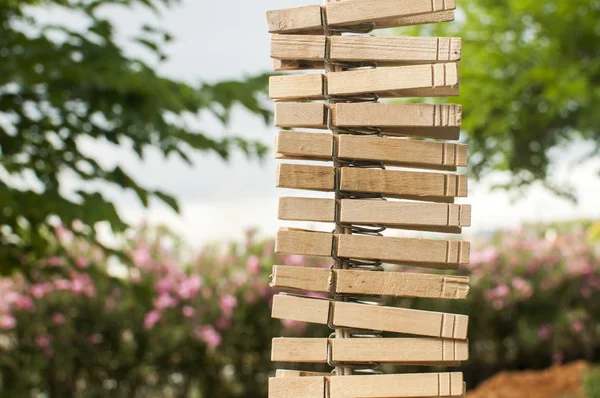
xmin=39 ymin=0 xmax=600 ymax=247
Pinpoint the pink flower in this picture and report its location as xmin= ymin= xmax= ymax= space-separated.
xmin=30 ymin=283 xmax=53 ymax=299
xmin=572 ymin=320 xmax=584 ymax=334
xmin=52 ymin=313 xmax=65 ymax=325
xmin=75 ymin=257 xmax=90 ymax=269
xmin=194 ymin=325 xmax=222 ymax=349
xmin=155 ymin=277 xmax=175 ymax=295
xmin=54 ymin=225 xmax=71 ymax=243
xmin=219 ymin=295 xmax=238 ymax=318
xmin=14 ymin=295 xmax=34 ymax=312
xmin=484 ymin=284 xmax=510 ymax=301
xmin=132 ymin=246 xmax=153 ymax=268
xmin=538 ymin=324 xmax=551 ymax=341
xmin=144 ymin=310 xmax=161 ymax=329
xmin=0 ymin=314 xmax=16 ymax=330
xmin=511 ymin=277 xmax=533 ymax=300
xmin=182 ymin=306 xmax=195 ymax=318
xmin=55 ymin=279 xmax=71 ymax=291
xmin=281 ymin=318 xmax=307 ymax=332
xmin=284 ymin=254 xmax=304 ymax=266
xmin=47 ymin=256 xmax=63 ymax=267
xmin=70 ymin=273 xmax=96 ymax=297
xmin=246 ymin=255 xmax=261 ymax=274
xmin=469 ymin=246 xmax=499 ymax=266
xmin=177 ymin=275 xmax=203 ymax=300
xmin=35 ymin=334 xmax=52 ymax=348
xmin=154 ymin=293 xmax=178 ymax=310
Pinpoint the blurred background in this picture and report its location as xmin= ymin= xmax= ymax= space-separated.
xmin=0 ymin=0 xmax=599 ymax=396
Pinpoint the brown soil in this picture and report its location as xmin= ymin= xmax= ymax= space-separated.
xmin=467 ymin=361 xmax=590 ymax=398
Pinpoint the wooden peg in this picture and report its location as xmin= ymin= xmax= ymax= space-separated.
xmin=269 ymin=373 xmax=465 ymax=398
xmin=272 ymin=294 xmax=469 ymax=339
xmin=278 ymin=197 xmax=471 ymax=233
xmin=327 ymin=63 xmax=459 ymax=98
xmin=275 ymin=228 xmax=470 ymax=269
xmin=325 ymin=0 xmax=456 ymax=27
xmin=266 ymin=3 xmax=455 ymax=34
xmin=271 ymin=265 xmax=470 ymax=299
xmin=274 ymin=103 xmax=327 ymax=129
xmin=274 ymin=102 xmax=462 ymax=140
xmin=277 ymin=164 xmax=467 ymax=201
xmin=269 ymin=63 xmax=459 ymax=100
xmin=271 ymin=337 xmax=468 ymax=364
xmin=275 ymin=130 xmax=467 ymax=170
xmin=266 ymin=5 xmax=323 ymax=34
xmin=332 ymin=103 xmax=462 ymax=139
xmin=271 ymin=35 xmax=461 ymax=67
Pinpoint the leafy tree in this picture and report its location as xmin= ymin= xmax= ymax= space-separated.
xmin=408 ymin=0 xmax=600 ymax=197
xmin=0 ymin=0 xmax=271 ymax=274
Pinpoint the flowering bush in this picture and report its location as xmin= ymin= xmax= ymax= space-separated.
xmin=0 ymin=221 xmax=599 ymax=396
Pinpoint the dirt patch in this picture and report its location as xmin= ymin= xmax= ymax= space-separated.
xmin=467 ymin=361 xmax=590 ymax=398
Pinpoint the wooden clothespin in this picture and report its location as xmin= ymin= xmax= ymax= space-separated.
xmin=271 ymin=35 xmax=461 ymax=71
xmin=275 ymin=131 xmax=467 ymax=170
xmin=271 ymin=337 xmax=468 ymax=364
xmin=275 ymin=228 xmax=469 ymax=269
xmin=271 ymin=265 xmax=470 ymax=299
xmin=266 ymin=0 xmax=457 ymax=34
xmin=269 ymin=63 xmax=459 ymax=100
xmin=277 ymin=164 xmax=467 ymax=202
xmin=272 ymin=294 xmax=469 ymax=339
xmin=278 ymin=198 xmax=471 ymax=234
xmin=275 ymin=102 xmax=463 ymax=140
xmin=270 ymin=372 xmax=466 ymax=398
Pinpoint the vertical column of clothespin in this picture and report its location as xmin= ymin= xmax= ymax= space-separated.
xmin=324 ymin=0 xmax=353 ymax=378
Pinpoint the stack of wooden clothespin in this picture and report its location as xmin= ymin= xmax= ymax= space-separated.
xmin=266 ymin=1 xmax=470 ymax=397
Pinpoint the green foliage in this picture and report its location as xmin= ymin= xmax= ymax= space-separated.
xmin=406 ymin=0 xmax=600 ymax=197
xmin=0 ymin=0 xmax=271 ymax=275
xmin=583 ymin=367 xmax=600 ymax=398
xmin=1 ymin=223 xmax=599 ymax=396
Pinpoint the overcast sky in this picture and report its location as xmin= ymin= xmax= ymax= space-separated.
xmin=44 ymin=0 xmax=600 ymax=247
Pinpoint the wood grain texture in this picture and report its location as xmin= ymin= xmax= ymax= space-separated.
xmin=335 ymin=269 xmax=469 ymax=299
xmin=271 ymin=337 xmax=468 ymax=364
xmin=270 ymin=373 xmax=464 ymax=397
xmin=275 ymin=228 xmax=470 ymax=268
xmin=267 ymin=5 xmax=323 ymax=34
xmin=276 ymin=164 xmax=334 ymax=192
xmin=271 ymin=294 xmax=469 ymax=339
xmin=333 ymin=103 xmax=462 ymax=139
xmin=325 ymin=0 xmax=456 ymax=27
xmin=327 ymin=63 xmax=459 ymax=98
xmin=341 ymin=168 xmax=467 ymax=200
xmin=275 ymin=131 xmax=332 ymax=161
xmin=275 ymin=103 xmax=327 ymax=128
xmin=329 ymin=373 xmax=464 ymax=398
xmin=274 ymin=102 xmax=463 ymax=140
xmin=277 ymin=164 xmax=467 ymax=200
xmin=275 ymin=228 xmax=333 ymax=257
xmin=269 ymin=375 xmax=325 ymax=398
xmin=278 ymin=197 xmax=471 ymax=233
xmin=330 ymin=36 xmax=461 ymax=64
xmin=269 ymin=74 xmax=323 ymax=100
xmin=271 ymin=35 xmax=461 ymax=66
xmin=276 ymin=131 xmax=467 ymax=170
xmin=271 ymin=265 xmax=470 ymax=299
xmin=266 ymin=5 xmax=454 ymax=34
xmin=269 ymin=64 xmax=459 ymax=100
xmin=278 ymin=197 xmax=336 ymax=223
